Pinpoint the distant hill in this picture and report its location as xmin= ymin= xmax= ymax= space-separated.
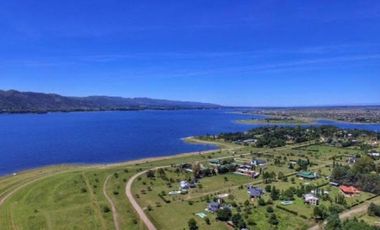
xmin=0 ymin=90 xmax=221 ymax=113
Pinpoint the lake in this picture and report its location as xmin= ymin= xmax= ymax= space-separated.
xmin=0 ymin=109 xmax=379 ymax=175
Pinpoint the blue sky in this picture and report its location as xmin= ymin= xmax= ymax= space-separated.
xmin=0 ymin=0 xmax=379 ymax=106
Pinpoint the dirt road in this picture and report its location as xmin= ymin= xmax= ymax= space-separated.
xmin=308 ymin=200 xmax=373 ymax=230
xmin=103 ymin=175 xmax=120 ymax=230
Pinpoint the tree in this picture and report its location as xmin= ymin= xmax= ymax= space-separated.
xmin=146 ymin=170 xmax=155 ymax=178
xmin=341 ymin=218 xmax=375 ymax=230
xmin=188 ymin=218 xmax=198 ymax=230
xmin=216 ymin=208 xmax=232 ymax=221
xmin=157 ymin=168 xmax=166 ymax=178
xmin=192 ymin=162 xmax=201 ymax=178
xmin=270 ymin=186 xmax=280 ymax=200
xmin=278 ymin=171 xmax=285 ymax=180
xmin=204 ymin=217 xmax=210 ymax=225
xmin=368 ymin=202 xmax=380 ymax=217
xmin=313 ymin=206 xmax=328 ymax=220
xmin=353 ymin=156 xmax=375 ymax=174
xmin=325 ymin=212 xmax=341 ymax=230
xmin=335 ymin=194 xmax=347 ymax=206
xmin=258 ymin=198 xmax=266 ymax=206
xmin=231 ymin=213 xmax=242 ymax=226
xmin=268 ymin=213 xmax=279 ymax=225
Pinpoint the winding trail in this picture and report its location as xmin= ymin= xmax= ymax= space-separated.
xmin=125 ymin=167 xmax=169 ymax=230
xmin=103 ymin=175 xmax=120 ymax=230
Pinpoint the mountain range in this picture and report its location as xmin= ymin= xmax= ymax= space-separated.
xmin=0 ymin=90 xmax=221 ymax=113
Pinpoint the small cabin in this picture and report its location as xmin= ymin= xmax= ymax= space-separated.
xmin=297 ymin=171 xmax=318 ymax=180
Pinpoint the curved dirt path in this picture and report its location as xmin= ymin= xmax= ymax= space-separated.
xmin=125 ymin=167 xmax=169 ymax=230
xmin=103 ymin=175 xmax=120 ymax=230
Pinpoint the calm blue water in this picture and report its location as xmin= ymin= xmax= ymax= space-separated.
xmin=0 ymin=110 xmax=379 ymax=175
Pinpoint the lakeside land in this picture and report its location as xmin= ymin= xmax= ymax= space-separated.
xmin=1 ymin=126 xmax=379 ymax=230
xmin=238 ymin=106 xmax=380 ymax=124
xmin=236 ymin=116 xmax=315 ymax=125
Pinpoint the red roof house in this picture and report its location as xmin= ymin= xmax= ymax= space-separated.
xmin=339 ymin=185 xmax=359 ymax=195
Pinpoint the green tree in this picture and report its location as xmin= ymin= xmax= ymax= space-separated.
xmin=325 ymin=212 xmax=341 ymax=230
xmin=188 ymin=218 xmax=198 ymax=230
xmin=216 ymin=208 xmax=232 ymax=221
xmin=268 ymin=213 xmax=279 ymax=225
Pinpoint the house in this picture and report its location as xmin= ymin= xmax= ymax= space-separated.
xmin=297 ymin=171 xmax=318 ymax=180
xmin=179 ymin=181 xmax=190 ymax=190
xmin=340 ymin=185 xmax=360 ymax=196
xmin=251 ymin=159 xmax=267 ymax=167
xmin=329 ymin=181 xmax=340 ymax=187
xmin=247 ymin=186 xmax=264 ymax=198
xmin=368 ymin=152 xmax=380 ymax=159
xmin=347 ymin=156 xmax=357 ymax=164
xmin=242 ymin=139 xmax=257 ymax=144
xmin=209 ymin=159 xmax=221 ymax=166
xmin=180 ymin=163 xmax=193 ymax=172
xmin=236 ymin=164 xmax=256 ymax=176
xmin=207 ymin=202 xmax=220 ymax=212
xmin=304 ymin=193 xmax=319 ymax=205
xmin=217 ymin=193 xmax=229 ymax=199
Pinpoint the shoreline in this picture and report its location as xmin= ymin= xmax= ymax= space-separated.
xmin=0 ymin=137 xmax=223 ymax=178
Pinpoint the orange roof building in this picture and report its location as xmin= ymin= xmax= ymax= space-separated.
xmin=339 ymin=185 xmax=360 ymax=195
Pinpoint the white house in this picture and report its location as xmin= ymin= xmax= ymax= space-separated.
xmin=180 ymin=181 xmax=190 ymax=190
xmin=304 ymin=193 xmax=319 ymax=205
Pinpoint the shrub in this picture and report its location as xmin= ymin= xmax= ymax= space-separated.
xmin=258 ymin=198 xmax=266 ymax=206
xmin=204 ymin=217 xmax=210 ymax=225
xmin=216 ymin=208 xmax=232 ymax=221
xmin=368 ymin=203 xmax=380 ymax=217
xmin=102 ymin=206 xmax=111 ymax=213
xmin=268 ymin=213 xmax=279 ymax=225
xmin=188 ymin=218 xmax=198 ymax=230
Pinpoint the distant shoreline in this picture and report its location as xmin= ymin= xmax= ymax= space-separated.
xmin=0 ymin=107 xmax=223 ymax=115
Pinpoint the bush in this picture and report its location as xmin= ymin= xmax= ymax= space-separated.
xmin=247 ymin=217 xmax=256 ymax=226
xmin=102 ymin=206 xmax=111 ymax=213
xmin=204 ymin=217 xmax=210 ymax=225
xmin=188 ymin=218 xmax=198 ymax=230
xmin=368 ymin=203 xmax=380 ymax=217
xmin=268 ymin=213 xmax=279 ymax=225
xmin=266 ymin=206 xmax=274 ymax=213
xmin=258 ymin=198 xmax=266 ymax=206
xmin=216 ymin=208 xmax=232 ymax=221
